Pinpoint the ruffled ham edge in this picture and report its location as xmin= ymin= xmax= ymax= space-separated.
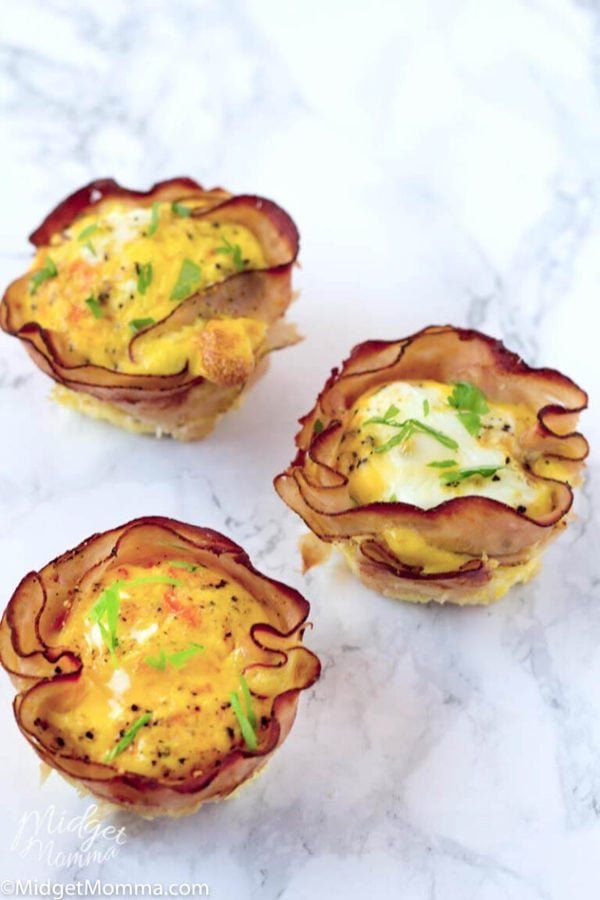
xmin=0 ymin=178 xmax=300 ymax=438
xmin=275 ymin=325 xmax=588 ymax=602
xmin=0 ymin=517 xmax=320 ymax=816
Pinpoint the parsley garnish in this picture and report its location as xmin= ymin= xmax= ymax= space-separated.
xmin=85 ymin=296 xmax=103 ymax=319
xmin=136 ymin=262 xmax=153 ymax=294
xmin=129 ymin=317 xmax=155 ymax=332
xmin=147 ymin=202 xmax=160 ymax=237
xmin=448 ymin=381 xmax=489 ymax=436
xmin=29 ymin=257 xmax=57 ymax=295
xmin=171 ymin=201 xmax=192 ymax=218
xmin=104 ymin=712 xmax=151 ymax=763
xmin=216 ymin=235 xmax=244 ymax=272
xmin=170 ymin=259 xmax=202 ymax=301
xmin=229 ymin=675 xmax=257 ymax=750
xmin=78 ymin=224 xmax=98 ymax=241
xmin=313 ymin=419 xmax=324 ymax=435
xmin=440 ymin=465 xmax=504 ymax=485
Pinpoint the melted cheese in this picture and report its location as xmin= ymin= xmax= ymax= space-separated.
xmin=21 ymin=198 xmax=267 ymax=377
xmin=41 ymin=560 xmax=284 ymax=778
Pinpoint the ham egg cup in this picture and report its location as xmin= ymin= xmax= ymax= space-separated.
xmin=1 ymin=178 xmax=299 ymax=440
xmin=0 ymin=517 xmax=320 ymax=817
xmin=275 ymin=326 xmax=588 ymax=606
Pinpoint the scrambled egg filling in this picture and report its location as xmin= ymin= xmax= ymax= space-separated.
xmin=20 ymin=198 xmax=267 ymax=377
xmin=38 ymin=560 xmax=282 ymax=778
xmin=337 ymin=380 xmax=554 ymax=574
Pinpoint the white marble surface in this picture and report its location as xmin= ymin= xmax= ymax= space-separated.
xmin=0 ymin=1 xmax=599 ymax=897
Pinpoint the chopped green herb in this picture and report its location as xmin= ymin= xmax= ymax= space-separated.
xmin=423 ymin=399 xmax=430 ymax=417
xmin=229 ymin=689 xmax=257 ymax=751
xmin=364 ymin=404 xmax=399 ymax=425
xmin=169 ymin=560 xmax=199 ymax=572
xmin=171 ymin=201 xmax=192 ymax=217
xmin=129 ymin=317 xmax=155 ymax=332
xmin=168 ymin=643 xmax=205 ymax=669
xmin=427 ymin=459 xmax=457 ymax=469
xmin=29 ymin=257 xmax=57 ymax=295
xmin=77 ymin=224 xmax=98 ymax=241
xmin=240 ymin=674 xmax=257 ymax=729
xmin=215 ymin=235 xmax=244 ymax=272
xmin=440 ymin=465 xmax=504 ymax=485
xmin=373 ymin=418 xmax=458 ymax=454
xmin=147 ymin=202 xmax=160 ymax=236
xmin=145 ymin=648 xmax=167 ymax=671
xmin=90 ymin=575 xmax=181 ymax=662
xmin=313 ymin=419 xmax=324 ymax=435
xmin=104 ymin=712 xmax=152 ymax=763
xmin=146 ymin=642 xmax=204 ymax=671
xmin=85 ymin=296 xmax=103 ymax=319
xmin=84 ymin=240 xmax=96 ymax=257
xmin=448 ymin=381 xmax=489 ymax=437
xmin=170 ymin=259 xmax=202 ymax=301
xmin=388 ymin=493 xmax=398 ymax=503
xmin=136 ymin=262 xmax=153 ymax=294
xmin=89 ymin=584 xmax=121 ymax=661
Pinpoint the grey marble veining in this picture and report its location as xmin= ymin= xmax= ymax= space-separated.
xmin=0 ymin=1 xmax=599 ymax=898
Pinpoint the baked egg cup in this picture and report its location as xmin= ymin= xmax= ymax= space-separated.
xmin=1 ymin=178 xmax=299 ymax=440
xmin=275 ymin=325 xmax=588 ymax=606
xmin=0 ymin=517 xmax=320 ymax=817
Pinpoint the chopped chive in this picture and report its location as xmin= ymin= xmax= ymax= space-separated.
xmin=313 ymin=419 xmax=324 ymax=435
xmin=84 ymin=240 xmax=96 ymax=257
xmin=129 ymin=317 xmax=155 ymax=332
xmin=29 ymin=257 xmax=57 ymax=295
xmin=171 ymin=201 xmax=192 ymax=217
xmin=85 ymin=296 xmax=103 ymax=319
xmin=440 ymin=465 xmax=504 ymax=485
xmin=145 ymin=649 xmax=167 ymax=671
xmin=388 ymin=493 xmax=398 ymax=503
xmin=423 ymin=399 xmax=430 ymax=417
xmin=229 ymin=690 xmax=258 ymax=751
xmin=170 ymin=259 xmax=202 ymax=301
xmin=104 ymin=713 xmax=152 ymax=763
xmin=136 ymin=261 xmax=153 ymax=294
xmin=89 ymin=584 xmax=121 ymax=660
xmin=427 ymin=459 xmax=457 ymax=469
xmin=169 ymin=560 xmax=199 ymax=572
xmin=239 ymin=674 xmax=257 ymax=729
xmin=168 ymin=643 xmax=205 ymax=669
xmin=78 ymin=224 xmax=98 ymax=241
xmin=373 ymin=418 xmax=458 ymax=454
xmin=147 ymin=202 xmax=160 ymax=236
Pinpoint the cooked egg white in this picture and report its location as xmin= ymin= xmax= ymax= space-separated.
xmin=21 ymin=198 xmax=267 ymax=377
xmin=40 ymin=560 xmax=286 ymax=778
xmin=339 ymin=381 xmax=546 ymax=512
xmin=337 ymin=381 xmax=554 ymax=575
